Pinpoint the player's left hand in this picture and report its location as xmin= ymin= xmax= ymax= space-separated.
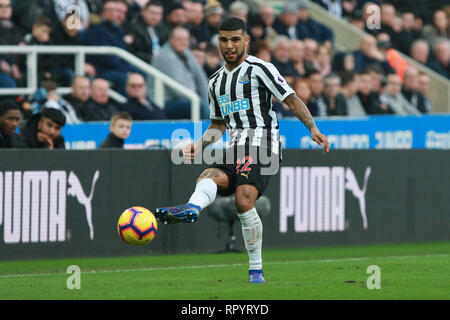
xmin=311 ymin=128 xmax=330 ymax=154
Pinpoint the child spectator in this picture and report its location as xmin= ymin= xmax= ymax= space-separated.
xmin=98 ymin=111 xmax=132 ymax=148
xmin=25 ymin=16 xmax=54 ymax=83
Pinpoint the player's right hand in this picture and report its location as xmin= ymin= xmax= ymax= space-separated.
xmin=182 ymin=143 xmax=197 ymax=162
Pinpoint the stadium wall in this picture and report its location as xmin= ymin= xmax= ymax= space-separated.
xmin=0 ymin=149 xmax=448 ymax=261
xmin=63 ymin=115 xmax=450 ymax=150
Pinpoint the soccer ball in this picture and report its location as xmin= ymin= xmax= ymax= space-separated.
xmin=117 ymin=206 xmax=158 ymax=246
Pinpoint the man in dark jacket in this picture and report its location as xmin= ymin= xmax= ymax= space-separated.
xmin=120 ymin=73 xmax=166 ymax=120
xmin=0 ymin=99 xmax=20 ymax=148
xmin=84 ymin=78 xmax=119 ymax=121
xmin=14 ymin=108 xmax=66 ymax=149
xmin=82 ymin=0 xmax=140 ymax=96
xmin=123 ymin=0 xmax=164 ymax=64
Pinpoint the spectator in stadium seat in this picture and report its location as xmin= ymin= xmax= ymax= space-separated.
xmin=423 ymin=10 xmax=449 ymax=48
xmin=0 ymin=0 xmax=23 ymax=90
xmin=289 ymin=39 xmax=308 ymax=77
xmin=63 ymin=75 xmax=91 ymax=121
xmin=203 ymin=43 xmax=222 ymax=77
xmin=150 ymin=26 xmax=209 ymax=119
xmin=294 ymin=77 xmax=320 ymax=117
xmin=24 ymin=16 xmax=55 ymax=83
xmin=98 ymin=111 xmax=132 ymax=148
xmin=41 ymin=80 xmax=81 ymax=124
xmin=340 ymin=71 xmax=366 ymax=116
xmin=252 ymin=39 xmax=272 ymax=63
xmin=158 ymin=2 xmax=188 ymax=45
xmin=312 ymin=0 xmax=344 ymax=18
xmin=123 ymin=0 xmax=165 ymax=64
xmin=313 ymin=44 xmax=332 ymax=77
xmin=432 ymin=38 xmax=450 ymax=78
xmin=200 ymin=0 xmax=224 ymax=43
xmin=0 ymin=99 xmax=20 ymax=148
xmin=303 ymin=38 xmax=319 ymax=73
xmin=273 ymin=2 xmax=300 ymax=40
xmin=380 ymin=73 xmax=421 ymax=115
xmin=417 ymin=72 xmax=433 ymax=112
xmin=322 ymin=72 xmax=348 ymax=116
xmin=14 ymin=107 xmax=66 ymax=149
xmin=376 ymin=32 xmax=408 ymax=80
xmin=12 ymin=0 xmax=58 ymax=33
xmin=247 ymin=14 xmax=267 ymax=44
xmin=353 ymin=34 xmax=395 ymax=74
xmin=50 ymin=12 xmax=96 ymax=86
xmin=228 ymin=1 xmax=249 ymax=23
xmin=82 ymin=0 xmax=141 ymax=97
xmin=332 ymin=51 xmax=355 ymax=74
xmin=270 ymin=36 xmax=297 ymax=84
xmin=259 ymin=4 xmax=278 ymax=44
xmin=186 ymin=1 xmax=209 ymax=48
xmin=409 ymin=39 xmax=445 ymax=76
xmin=356 ymin=70 xmax=389 ymax=115
xmin=308 ymin=70 xmax=328 ymax=117
xmin=84 ymin=78 xmax=119 ymax=121
xmin=296 ymin=0 xmax=334 ymax=47
xmin=121 ymin=73 xmax=166 ymax=120
xmin=402 ymin=67 xmax=430 ymax=113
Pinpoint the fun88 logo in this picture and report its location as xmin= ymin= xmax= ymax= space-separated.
xmin=218 ymin=94 xmax=250 ymax=116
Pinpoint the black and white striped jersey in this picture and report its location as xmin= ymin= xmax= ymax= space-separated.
xmin=208 ymin=55 xmax=295 ymax=155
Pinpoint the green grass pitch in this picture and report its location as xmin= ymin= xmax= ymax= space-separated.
xmin=0 ymin=241 xmax=448 ymax=300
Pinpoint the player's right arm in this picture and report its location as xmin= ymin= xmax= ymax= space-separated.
xmin=183 ymin=119 xmax=227 ymax=161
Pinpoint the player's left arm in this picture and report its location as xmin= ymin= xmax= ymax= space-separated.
xmin=283 ymin=93 xmax=330 ymax=153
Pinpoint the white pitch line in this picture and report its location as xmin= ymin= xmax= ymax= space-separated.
xmin=0 ymin=253 xmax=448 ymax=279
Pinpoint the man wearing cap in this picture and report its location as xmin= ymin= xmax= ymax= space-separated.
xmin=273 ymin=1 xmax=300 ymax=40
xmin=14 ymin=108 xmax=66 ymax=149
xmin=159 ymin=2 xmax=188 ymax=45
xmin=201 ymin=0 xmax=224 ymax=43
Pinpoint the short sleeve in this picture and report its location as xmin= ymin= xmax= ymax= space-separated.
xmin=254 ymin=62 xmax=295 ymax=102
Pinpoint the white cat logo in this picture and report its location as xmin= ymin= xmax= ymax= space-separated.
xmin=67 ymin=171 xmax=100 ymax=240
xmin=345 ymin=167 xmax=371 ymax=230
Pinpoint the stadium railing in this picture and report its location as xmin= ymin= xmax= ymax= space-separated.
xmin=0 ymin=45 xmax=202 ymax=121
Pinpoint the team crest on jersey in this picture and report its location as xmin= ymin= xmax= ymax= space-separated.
xmin=238 ymin=74 xmax=250 ymax=84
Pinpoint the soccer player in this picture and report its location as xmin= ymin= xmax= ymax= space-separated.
xmin=155 ymin=17 xmax=329 ymax=283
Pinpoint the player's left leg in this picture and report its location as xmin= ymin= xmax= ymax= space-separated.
xmin=235 ymin=184 xmax=265 ymax=284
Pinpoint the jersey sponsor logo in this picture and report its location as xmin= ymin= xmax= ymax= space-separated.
xmin=218 ymin=93 xmax=250 ymax=116
xmin=0 ymin=170 xmax=99 ymax=244
xmin=279 ymin=166 xmax=371 ymax=233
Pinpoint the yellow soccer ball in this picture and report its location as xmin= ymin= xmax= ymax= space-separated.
xmin=117 ymin=206 xmax=158 ymax=246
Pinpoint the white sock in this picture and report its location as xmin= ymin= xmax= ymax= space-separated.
xmin=188 ymin=178 xmax=217 ymax=211
xmin=237 ymin=207 xmax=263 ymax=270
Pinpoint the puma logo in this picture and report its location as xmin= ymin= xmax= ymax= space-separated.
xmin=345 ymin=167 xmax=371 ymax=230
xmin=67 ymin=170 xmax=100 ymax=240
xmin=240 ymin=172 xmax=250 ymax=179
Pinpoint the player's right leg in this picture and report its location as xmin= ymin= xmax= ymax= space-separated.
xmin=154 ymin=168 xmax=229 ymax=224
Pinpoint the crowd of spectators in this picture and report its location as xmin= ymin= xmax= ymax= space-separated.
xmin=0 ymin=0 xmax=449 ymax=137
